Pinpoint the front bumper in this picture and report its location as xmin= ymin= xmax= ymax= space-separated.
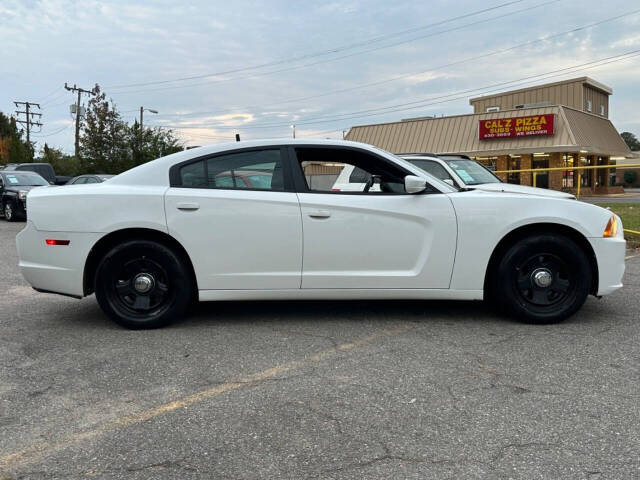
xmin=16 ymin=221 xmax=102 ymax=298
xmin=588 ymin=235 xmax=626 ymax=296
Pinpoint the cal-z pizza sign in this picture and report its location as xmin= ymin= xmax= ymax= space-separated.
xmin=479 ymin=114 xmax=555 ymax=140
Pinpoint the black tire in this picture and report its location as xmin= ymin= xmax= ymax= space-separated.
xmin=4 ymin=201 xmax=16 ymax=222
xmin=493 ymin=234 xmax=591 ymax=324
xmin=94 ymin=240 xmax=194 ymax=329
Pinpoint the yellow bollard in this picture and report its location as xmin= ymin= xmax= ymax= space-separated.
xmin=577 ymin=172 xmax=582 ymax=199
xmin=533 ymin=171 xmax=537 ymax=188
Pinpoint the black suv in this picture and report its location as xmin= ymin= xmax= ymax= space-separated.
xmin=2 ymin=162 xmax=68 ymax=185
xmin=0 ymin=171 xmax=49 ymax=221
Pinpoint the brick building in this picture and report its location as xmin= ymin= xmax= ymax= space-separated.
xmin=345 ymin=77 xmax=633 ymax=194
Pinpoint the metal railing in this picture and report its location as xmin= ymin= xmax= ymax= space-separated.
xmin=494 ymin=163 xmax=640 ymax=197
xmin=493 ymin=163 xmax=640 ymax=237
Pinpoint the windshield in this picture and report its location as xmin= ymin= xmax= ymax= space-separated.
xmin=381 ymin=151 xmax=457 ymax=193
xmin=441 ymin=158 xmax=501 ymax=185
xmin=1 ymin=173 xmax=49 ymax=186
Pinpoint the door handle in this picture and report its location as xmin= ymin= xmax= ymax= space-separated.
xmin=177 ymin=202 xmax=200 ymax=211
xmin=308 ymin=210 xmax=331 ymax=219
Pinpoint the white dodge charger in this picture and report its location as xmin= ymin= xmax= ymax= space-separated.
xmin=16 ymin=139 xmax=625 ymax=329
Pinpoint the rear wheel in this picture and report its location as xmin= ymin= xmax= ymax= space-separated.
xmin=94 ymin=240 xmax=194 ymax=329
xmin=493 ymin=234 xmax=591 ymax=324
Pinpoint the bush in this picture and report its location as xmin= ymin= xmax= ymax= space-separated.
xmin=624 ymin=170 xmax=638 ymax=185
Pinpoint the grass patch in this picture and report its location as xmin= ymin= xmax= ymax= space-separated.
xmin=595 ymin=203 xmax=640 ymax=248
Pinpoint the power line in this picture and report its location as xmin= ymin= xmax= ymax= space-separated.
xmin=105 ymin=0 xmax=529 ymax=90
xmin=108 ymin=0 xmax=560 ymax=95
xmin=150 ymin=49 xmax=640 ymax=132
xmin=151 ymin=6 xmax=640 ymax=120
xmin=37 ymin=86 xmax=63 ymax=104
xmin=41 ymin=90 xmax=68 ymax=107
xmin=32 ymin=123 xmax=72 ymax=138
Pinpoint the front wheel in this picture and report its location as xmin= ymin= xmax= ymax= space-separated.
xmin=493 ymin=234 xmax=591 ymax=324
xmin=4 ymin=201 xmax=16 ymax=222
xmin=94 ymin=240 xmax=194 ymax=329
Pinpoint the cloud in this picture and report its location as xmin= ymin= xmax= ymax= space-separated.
xmin=4 ymin=0 xmax=640 ymax=152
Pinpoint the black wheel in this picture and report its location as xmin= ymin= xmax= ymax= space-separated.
xmin=94 ymin=240 xmax=194 ymax=329
xmin=493 ymin=234 xmax=591 ymax=324
xmin=4 ymin=201 xmax=16 ymax=222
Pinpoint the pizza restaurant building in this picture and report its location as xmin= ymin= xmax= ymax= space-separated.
xmin=345 ymin=77 xmax=633 ymax=194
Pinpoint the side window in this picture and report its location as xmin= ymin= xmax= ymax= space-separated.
xmin=207 ymin=149 xmax=283 ymax=190
xmin=73 ymin=177 xmax=87 ymax=184
xmin=295 ymin=147 xmax=409 ymax=194
xmin=409 ymin=160 xmax=454 ymax=183
xmin=85 ymin=177 xmax=99 ymax=184
xmin=178 ymin=149 xmax=284 ymax=191
xmin=179 ymin=160 xmax=207 ymax=187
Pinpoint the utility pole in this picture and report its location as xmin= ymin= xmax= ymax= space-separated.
xmin=64 ymin=83 xmax=96 ymax=158
xmin=14 ymin=101 xmax=42 ymax=155
xmin=290 ymin=124 xmax=296 ymax=139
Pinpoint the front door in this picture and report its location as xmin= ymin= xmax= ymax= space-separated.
xmin=165 ymin=147 xmax=303 ymax=291
xmin=291 ymin=146 xmax=457 ymax=289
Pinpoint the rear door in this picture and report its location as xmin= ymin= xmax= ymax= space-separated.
xmin=291 ymin=146 xmax=457 ymax=289
xmin=164 ymin=147 xmax=303 ymax=291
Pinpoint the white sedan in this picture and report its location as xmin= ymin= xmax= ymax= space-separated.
xmin=17 ymin=139 xmax=625 ymax=329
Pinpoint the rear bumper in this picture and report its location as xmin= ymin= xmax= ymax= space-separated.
xmin=589 ymin=236 xmax=626 ymax=296
xmin=16 ymin=221 xmax=101 ymax=298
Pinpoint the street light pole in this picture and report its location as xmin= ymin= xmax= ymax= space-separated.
xmin=139 ymin=106 xmax=158 ymax=129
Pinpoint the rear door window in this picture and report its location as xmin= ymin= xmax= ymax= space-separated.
xmin=178 ymin=149 xmax=285 ymax=191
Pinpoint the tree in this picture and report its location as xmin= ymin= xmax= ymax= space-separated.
xmin=79 ymin=85 xmax=182 ymax=174
xmin=79 ymin=85 xmax=130 ymax=173
xmin=0 ymin=111 xmax=32 ymax=164
xmin=129 ymin=121 xmax=183 ymax=170
xmin=621 ymin=132 xmax=640 ymax=151
xmin=38 ymin=144 xmax=81 ymax=176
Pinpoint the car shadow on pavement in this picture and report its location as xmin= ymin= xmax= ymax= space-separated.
xmin=179 ymin=299 xmax=508 ymax=328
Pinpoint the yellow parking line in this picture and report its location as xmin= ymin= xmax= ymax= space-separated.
xmin=0 ymin=324 xmax=412 ymax=471
xmin=626 ymin=253 xmax=640 ymax=260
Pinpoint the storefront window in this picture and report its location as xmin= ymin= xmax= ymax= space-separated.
xmin=563 ymin=154 xmax=575 ymax=188
xmin=508 ymin=155 xmax=520 ymax=184
xmin=532 ymin=154 xmax=549 ymax=189
xmin=580 ymin=156 xmax=593 ymax=187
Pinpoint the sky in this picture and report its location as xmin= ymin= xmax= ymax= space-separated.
xmin=1 ymin=0 xmax=640 ymax=153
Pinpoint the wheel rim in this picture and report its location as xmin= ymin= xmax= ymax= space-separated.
xmin=5 ymin=203 xmax=12 ymax=220
xmin=112 ymin=257 xmax=170 ymax=314
xmin=514 ymin=253 xmax=574 ymax=307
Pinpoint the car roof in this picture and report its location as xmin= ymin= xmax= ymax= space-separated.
xmin=401 ymin=154 xmax=472 ymax=162
xmin=106 ymin=138 xmax=457 ymax=193
xmin=1 ymin=170 xmax=43 ymax=176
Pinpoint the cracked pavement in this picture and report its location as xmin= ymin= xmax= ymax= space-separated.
xmin=1 ymin=222 xmax=639 ymax=479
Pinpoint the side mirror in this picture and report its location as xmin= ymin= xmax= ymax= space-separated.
xmin=404 ymin=175 xmax=427 ymax=194
xmin=443 ymin=178 xmax=455 ymax=187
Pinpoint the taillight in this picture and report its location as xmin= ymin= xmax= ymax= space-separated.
xmin=45 ymin=239 xmax=70 ymax=246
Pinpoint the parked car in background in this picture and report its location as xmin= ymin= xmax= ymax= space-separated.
xmin=402 ymin=154 xmax=574 ymax=199
xmin=17 ymin=139 xmax=625 ymax=329
xmin=2 ymin=162 xmax=68 ymax=185
xmin=66 ymin=174 xmax=115 ymax=185
xmin=0 ymin=171 xmax=49 ymax=221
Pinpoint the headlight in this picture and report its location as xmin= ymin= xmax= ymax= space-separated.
xmin=603 ymin=215 xmax=618 ymax=238
xmin=18 ymin=190 xmax=28 ymax=201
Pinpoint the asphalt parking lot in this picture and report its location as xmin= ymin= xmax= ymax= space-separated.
xmin=1 ymin=221 xmax=639 ymax=480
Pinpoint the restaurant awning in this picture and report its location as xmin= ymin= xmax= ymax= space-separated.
xmin=345 ymin=105 xmax=633 ymax=158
